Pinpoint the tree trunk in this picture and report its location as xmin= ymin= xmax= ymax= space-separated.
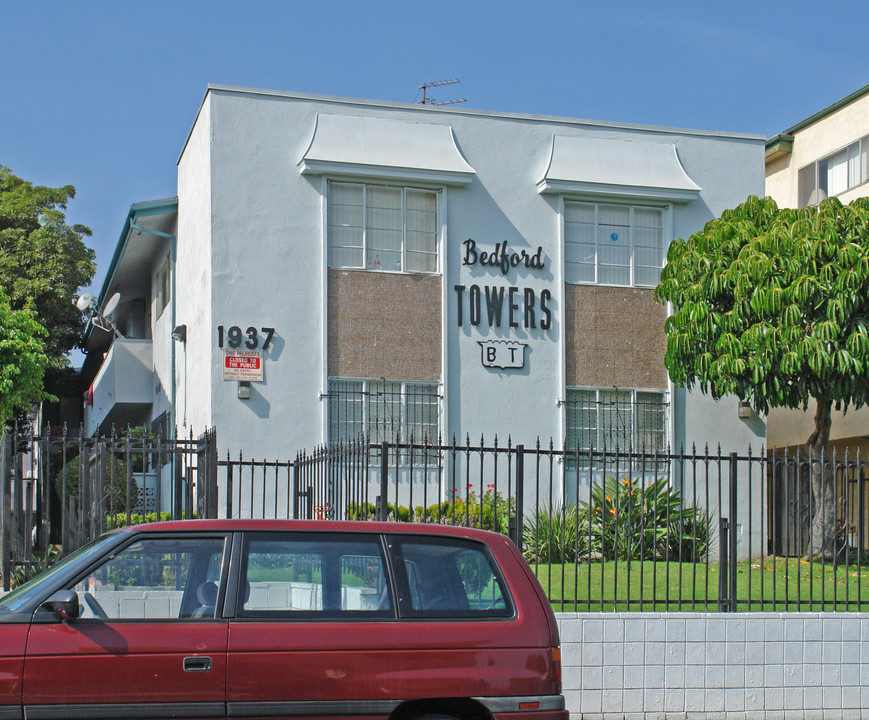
xmin=806 ymin=398 xmax=837 ymax=561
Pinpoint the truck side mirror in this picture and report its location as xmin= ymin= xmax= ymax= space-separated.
xmin=41 ymin=589 xmax=80 ymax=621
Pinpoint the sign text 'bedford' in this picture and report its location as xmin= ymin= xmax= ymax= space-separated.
xmin=456 ymin=238 xmax=552 ymax=331
xmin=462 ymin=238 xmax=545 ymax=275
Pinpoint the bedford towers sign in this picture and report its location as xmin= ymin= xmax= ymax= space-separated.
xmin=454 ymin=238 xmax=552 ymax=331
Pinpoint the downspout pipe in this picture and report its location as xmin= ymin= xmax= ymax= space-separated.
xmin=129 ymin=223 xmax=178 ymax=438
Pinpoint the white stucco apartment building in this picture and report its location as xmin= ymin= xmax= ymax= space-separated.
xmin=80 ymin=85 xmax=765 ymax=481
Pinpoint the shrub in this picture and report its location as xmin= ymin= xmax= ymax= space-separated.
xmin=415 ymin=486 xmax=515 ymax=534
xmin=523 ymin=476 xmax=713 ymax=564
xmin=587 ymin=475 xmax=713 ymax=562
xmin=106 ymin=511 xmax=174 ymax=530
xmin=345 ymin=502 xmax=378 ymax=521
xmin=345 ymin=487 xmax=515 ymax=534
xmin=523 ymin=504 xmax=591 ymax=564
xmin=345 ymin=501 xmax=411 ymax=522
xmin=11 ymin=545 xmax=62 ymax=589
xmin=663 ymin=508 xmax=715 ymax=561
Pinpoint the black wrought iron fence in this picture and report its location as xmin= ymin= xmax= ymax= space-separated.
xmin=5 ymin=425 xmax=869 ymax=612
xmin=254 ymin=436 xmax=869 ymax=613
xmin=1 ymin=424 xmax=216 ymax=590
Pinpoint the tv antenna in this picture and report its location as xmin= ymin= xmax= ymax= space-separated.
xmin=417 ymin=80 xmax=466 ymax=106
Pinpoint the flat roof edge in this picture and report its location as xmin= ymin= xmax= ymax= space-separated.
xmin=174 ymin=83 xmax=764 ymax=159
xmin=130 ymin=197 xmax=179 ymax=211
xmin=178 ymin=86 xmax=213 ymax=165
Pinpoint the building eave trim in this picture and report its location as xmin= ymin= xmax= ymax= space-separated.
xmin=537 ymin=178 xmax=700 ymax=203
xmin=99 ymin=198 xmax=179 ymax=303
xmin=775 ymin=82 xmax=869 ymax=139
xmin=299 ymin=159 xmax=474 ymax=186
xmin=84 ymin=198 xmax=179 ymax=347
xmin=764 ymin=134 xmax=794 ymax=161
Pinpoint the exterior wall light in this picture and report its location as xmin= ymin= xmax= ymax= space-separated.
xmin=238 ymin=381 xmax=251 ymax=400
xmin=171 ymin=325 xmax=187 ymax=343
xmin=737 ymin=401 xmax=753 ymax=419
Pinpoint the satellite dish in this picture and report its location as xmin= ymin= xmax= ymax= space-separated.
xmin=103 ymin=292 xmax=121 ymax=317
xmin=75 ymin=293 xmax=94 ymax=312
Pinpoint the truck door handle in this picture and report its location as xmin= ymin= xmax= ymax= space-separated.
xmin=183 ymin=656 xmax=213 ymax=672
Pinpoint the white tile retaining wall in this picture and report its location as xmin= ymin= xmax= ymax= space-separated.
xmin=556 ymin=612 xmax=868 ymax=720
xmin=0 ymin=591 xmax=862 ymax=719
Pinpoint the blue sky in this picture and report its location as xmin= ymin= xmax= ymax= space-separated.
xmin=2 ymin=0 xmax=868 ymax=299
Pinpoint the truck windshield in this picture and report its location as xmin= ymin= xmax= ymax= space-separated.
xmin=0 ymin=533 xmax=120 ymax=613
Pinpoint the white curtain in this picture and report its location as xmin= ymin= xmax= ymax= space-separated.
xmin=826 ymin=148 xmax=849 ymax=197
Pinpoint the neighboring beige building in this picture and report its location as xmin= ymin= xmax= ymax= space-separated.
xmin=766 ymin=83 xmax=869 ymax=211
xmin=765 ymin=83 xmax=869 ymax=455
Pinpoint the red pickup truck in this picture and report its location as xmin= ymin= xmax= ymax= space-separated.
xmin=0 ymin=520 xmax=567 ymax=720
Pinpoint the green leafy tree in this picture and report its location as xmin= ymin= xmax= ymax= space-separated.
xmin=655 ymin=195 xmax=869 ymax=560
xmin=0 ymin=290 xmax=52 ymax=426
xmin=0 ymin=166 xmax=96 ymax=369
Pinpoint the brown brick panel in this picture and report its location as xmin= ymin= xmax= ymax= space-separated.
xmin=564 ymin=284 xmax=668 ymax=388
xmin=328 ymin=269 xmax=442 ymax=382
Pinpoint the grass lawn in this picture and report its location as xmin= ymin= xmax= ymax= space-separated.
xmin=530 ymin=555 xmax=869 ymax=612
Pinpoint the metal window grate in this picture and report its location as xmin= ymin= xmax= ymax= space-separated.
xmin=565 ymin=389 xmax=668 ymax=460
xmin=327 ymin=379 xmax=440 ymax=463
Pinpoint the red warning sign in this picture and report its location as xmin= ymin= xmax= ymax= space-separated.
xmin=223 ymin=349 xmax=264 ymax=381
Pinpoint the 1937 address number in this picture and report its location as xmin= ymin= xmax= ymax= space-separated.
xmin=217 ymin=325 xmax=275 ymax=350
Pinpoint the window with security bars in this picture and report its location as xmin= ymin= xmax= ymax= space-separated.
xmin=564 ymin=201 xmax=664 ymax=287
xmin=798 ymin=136 xmax=869 ymax=207
xmin=328 ymin=379 xmax=440 ymax=463
xmin=328 ymin=182 xmax=439 ymax=273
xmin=565 ymin=388 xmax=668 ymax=457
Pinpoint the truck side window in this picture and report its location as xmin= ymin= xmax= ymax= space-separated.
xmin=238 ymin=532 xmax=392 ymax=618
xmin=72 ymin=537 xmax=226 ymax=620
xmin=391 ymin=537 xmax=512 ymax=618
